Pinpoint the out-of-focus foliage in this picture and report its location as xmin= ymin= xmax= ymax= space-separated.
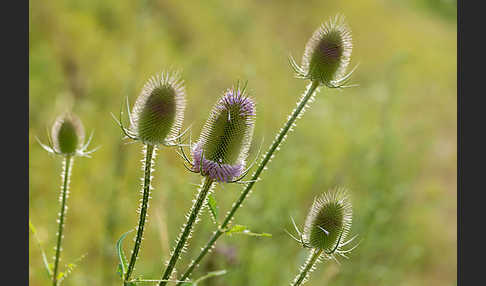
xmin=29 ymin=0 xmax=456 ymax=285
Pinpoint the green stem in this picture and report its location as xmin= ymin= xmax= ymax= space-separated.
xmin=176 ymin=229 xmax=222 ymax=284
xmin=159 ymin=177 xmax=214 ymax=286
xmin=177 ymin=81 xmax=320 ymax=284
xmin=291 ymin=248 xmax=324 ymax=286
xmin=124 ymin=144 xmax=156 ymax=285
xmin=52 ymin=156 xmax=73 ymax=286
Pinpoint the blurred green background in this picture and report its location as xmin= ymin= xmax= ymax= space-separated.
xmin=29 ymin=0 xmax=456 ymax=285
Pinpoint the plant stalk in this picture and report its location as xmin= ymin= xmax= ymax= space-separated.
xmin=124 ymin=144 xmax=156 ymax=285
xmin=52 ymin=156 xmax=73 ymax=286
xmin=159 ymin=177 xmax=214 ymax=286
xmin=291 ymin=248 xmax=324 ymax=286
xmin=177 ymin=81 xmax=320 ymax=284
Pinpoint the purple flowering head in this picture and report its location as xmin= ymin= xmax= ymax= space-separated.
xmin=191 ymin=85 xmax=256 ymax=182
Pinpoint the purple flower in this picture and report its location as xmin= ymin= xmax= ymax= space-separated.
xmin=191 ymin=85 xmax=256 ymax=182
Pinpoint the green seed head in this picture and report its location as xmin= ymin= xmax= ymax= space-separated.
xmin=303 ymin=188 xmax=352 ymax=251
xmin=302 ymin=15 xmax=352 ymax=86
xmin=130 ymin=72 xmax=186 ymax=145
xmin=51 ymin=113 xmax=85 ymax=155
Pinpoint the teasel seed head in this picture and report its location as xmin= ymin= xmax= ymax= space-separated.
xmin=303 ymin=188 xmax=352 ymax=252
xmin=291 ymin=15 xmax=354 ymax=88
xmin=130 ymin=72 xmax=186 ymax=145
xmin=51 ymin=113 xmax=85 ymax=156
xmin=191 ymin=84 xmax=255 ymax=183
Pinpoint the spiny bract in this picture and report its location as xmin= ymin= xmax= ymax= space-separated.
xmin=51 ymin=113 xmax=85 ymax=155
xmin=301 ymin=15 xmax=353 ymax=87
xmin=192 ymin=85 xmax=255 ymax=182
xmin=303 ymin=188 xmax=352 ymax=251
xmin=130 ymin=72 xmax=186 ymax=145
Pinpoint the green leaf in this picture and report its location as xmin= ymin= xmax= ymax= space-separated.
xmin=192 ymin=270 xmax=227 ymax=285
xmin=123 ymin=270 xmax=227 ymax=285
xmin=58 ymin=253 xmax=87 ymax=284
xmin=29 ymin=220 xmax=53 ymax=278
xmin=116 ymin=230 xmax=133 ymax=279
xmin=207 ymin=193 xmax=219 ymax=223
xmin=126 ymin=278 xmax=186 ymax=285
xmin=116 ymin=264 xmax=124 ymax=279
xmin=225 ymin=224 xmax=272 ymax=237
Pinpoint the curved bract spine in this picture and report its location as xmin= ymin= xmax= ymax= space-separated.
xmin=303 ymin=189 xmax=352 ymax=251
xmin=191 ymin=85 xmax=255 ymax=183
xmin=160 ymin=84 xmax=255 ymax=285
xmin=51 ymin=113 xmax=85 ymax=156
xmin=117 ymin=71 xmax=187 ymax=285
xmin=36 ymin=112 xmax=97 ymax=158
xmin=290 ymin=14 xmax=356 ymax=89
xmin=36 ymin=112 xmax=95 ymax=286
xmin=177 ymin=15 xmax=357 ymax=284
xmin=177 ymin=81 xmax=320 ymax=285
xmin=130 ymin=72 xmax=186 ymax=145
xmin=290 ymin=189 xmax=357 ymax=286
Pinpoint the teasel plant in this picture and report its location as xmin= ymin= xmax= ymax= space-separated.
xmin=157 ymin=83 xmax=256 ymax=286
xmin=35 ymin=112 xmax=97 ymax=285
xmin=112 ymin=71 xmax=187 ymax=286
xmin=175 ymin=14 xmax=358 ymax=284
xmin=288 ymin=188 xmax=358 ymax=286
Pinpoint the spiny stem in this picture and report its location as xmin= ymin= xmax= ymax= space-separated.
xmin=291 ymin=248 xmax=324 ymax=286
xmin=159 ymin=177 xmax=214 ymax=286
xmin=177 ymin=81 xmax=320 ymax=284
xmin=52 ymin=156 xmax=73 ymax=286
xmin=125 ymin=144 xmax=156 ymax=285
xmin=176 ymin=229 xmax=222 ymax=284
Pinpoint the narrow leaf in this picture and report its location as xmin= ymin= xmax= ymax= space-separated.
xmin=127 ymin=278 xmax=186 ymax=284
xmin=29 ymin=220 xmax=53 ymax=277
xmin=58 ymin=254 xmax=87 ymax=283
xmin=193 ymin=270 xmax=227 ymax=285
xmin=116 ymin=230 xmax=133 ymax=279
xmin=225 ymin=224 xmax=272 ymax=237
xmin=124 ymin=270 xmax=227 ymax=285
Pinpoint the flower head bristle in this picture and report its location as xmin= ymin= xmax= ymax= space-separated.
xmin=192 ymin=84 xmax=256 ymax=182
xmin=301 ymin=15 xmax=353 ymax=87
xmin=51 ymin=113 xmax=85 ymax=155
xmin=303 ymin=187 xmax=352 ymax=252
xmin=130 ymin=72 xmax=186 ymax=145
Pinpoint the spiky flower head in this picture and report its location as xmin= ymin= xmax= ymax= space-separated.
xmin=51 ymin=113 xmax=85 ymax=156
xmin=293 ymin=15 xmax=353 ymax=88
xmin=303 ymin=188 xmax=352 ymax=252
xmin=192 ymin=85 xmax=255 ymax=183
xmin=130 ymin=72 xmax=186 ymax=145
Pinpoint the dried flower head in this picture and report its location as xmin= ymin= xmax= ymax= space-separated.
xmin=129 ymin=72 xmax=186 ymax=145
xmin=51 ymin=113 xmax=85 ymax=155
xmin=191 ymin=85 xmax=255 ymax=182
xmin=290 ymin=15 xmax=355 ymax=88
xmin=303 ymin=188 xmax=352 ymax=253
